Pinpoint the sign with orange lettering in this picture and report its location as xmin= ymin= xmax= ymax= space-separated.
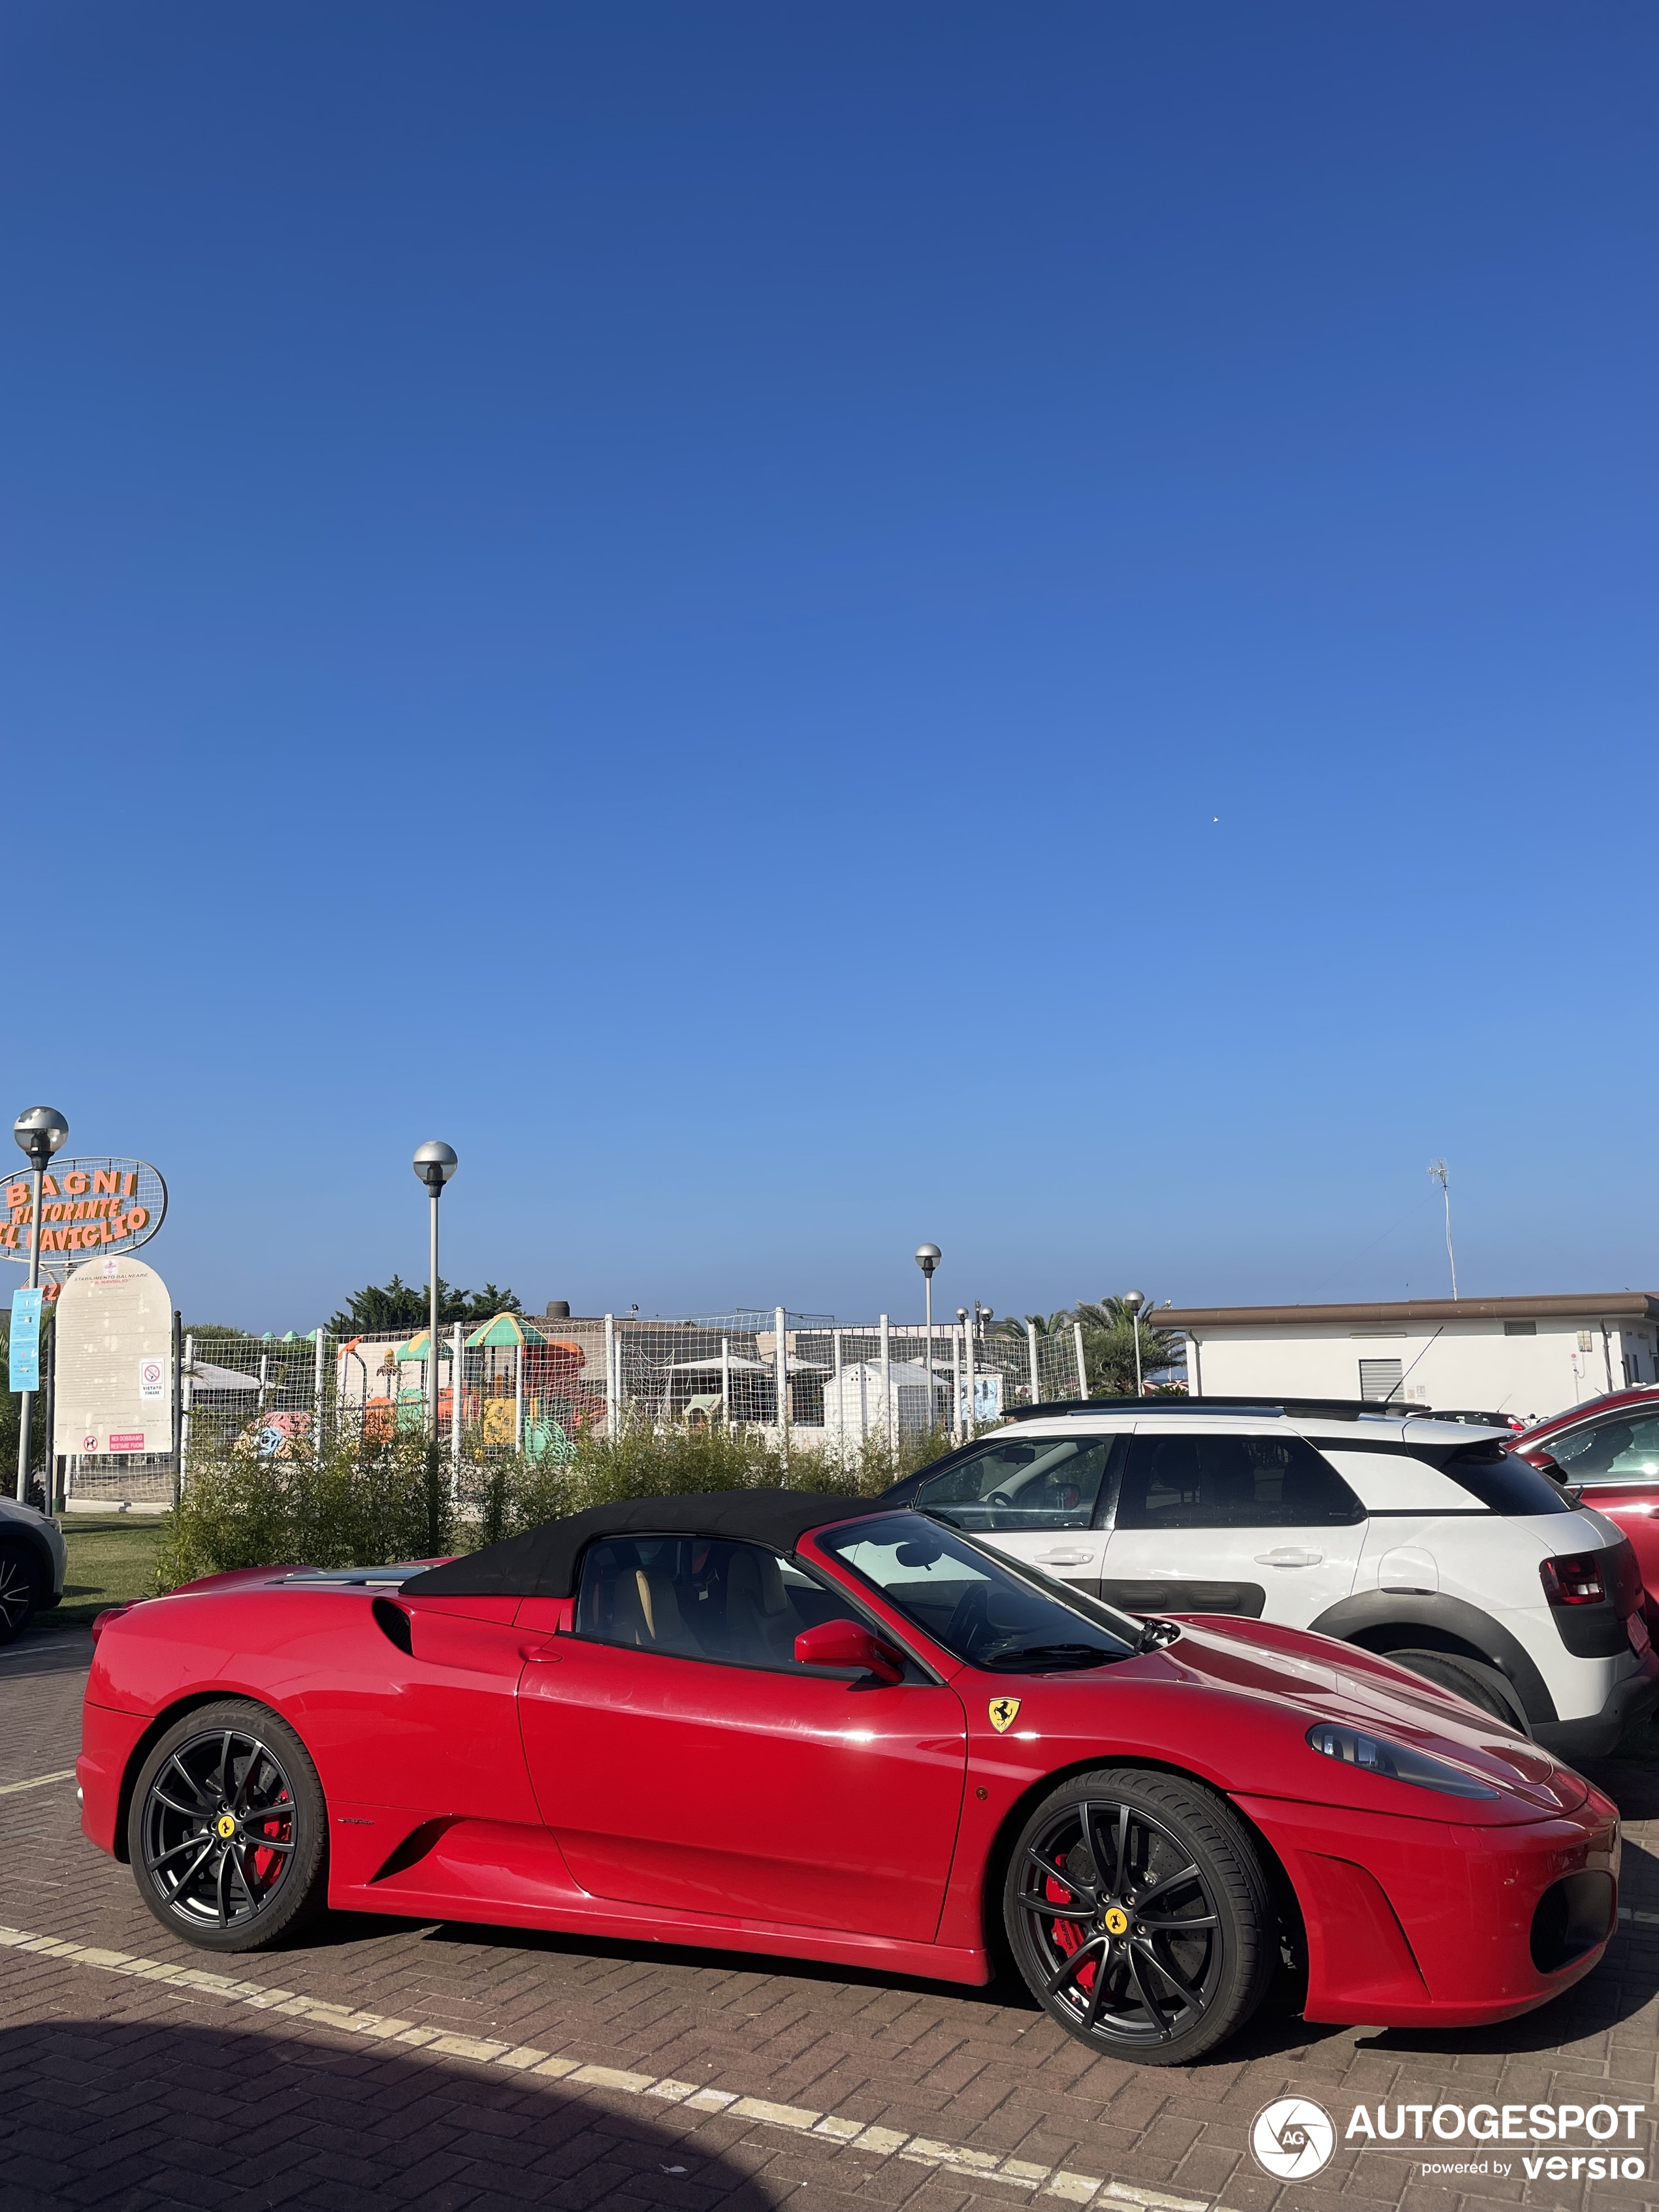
xmin=1 ymin=1157 xmax=166 ymax=1283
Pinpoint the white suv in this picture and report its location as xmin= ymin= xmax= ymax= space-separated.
xmin=880 ymin=1398 xmax=1659 ymax=1762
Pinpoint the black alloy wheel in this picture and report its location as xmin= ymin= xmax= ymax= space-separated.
xmin=0 ymin=1540 xmax=42 ymax=1644
xmin=128 ymin=1700 xmax=328 ymax=1951
xmin=1005 ymin=1767 xmax=1274 ymax=2064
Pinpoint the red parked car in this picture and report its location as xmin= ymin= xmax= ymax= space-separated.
xmin=80 ymin=1491 xmax=1620 ymax=2066
xmin=1515 ymin=1391 xmax=1659 ymax=1634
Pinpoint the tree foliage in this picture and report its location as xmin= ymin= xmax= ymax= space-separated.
xmin=1073 ymin=1297 xmax=1184 ymax=1397
xmin=989 ymin=1299 xmax=1183 ymax=1395
xmin=326 ymin=1275 xmax=523 ymax=1336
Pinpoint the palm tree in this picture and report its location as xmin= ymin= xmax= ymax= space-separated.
xmin=1072 ymin=1298 xmax=1182 ymax=1397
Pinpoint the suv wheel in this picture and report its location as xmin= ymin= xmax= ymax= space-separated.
xmin=0 ymin=1540 xmax=43 ymax=1644
xmin=1387 ymin=1648 xmax=1527 ymax=1732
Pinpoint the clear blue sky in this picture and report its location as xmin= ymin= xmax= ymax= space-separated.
xmin=3 ymin=3 xmax=1654 ymax=1332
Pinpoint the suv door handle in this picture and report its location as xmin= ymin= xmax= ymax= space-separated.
xmin=1254 ymin=1548 xmax=1323 ymax=1567
xmin=1035 ymin=1548 xmax=1097 ymax=1565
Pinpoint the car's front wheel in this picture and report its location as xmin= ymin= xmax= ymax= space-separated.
xmin=127 ymin=1700 xmax=328 ymax=1951
xmin=1005 ymin=1767 xmax=1276 ymax=2064
xmin=0 ymin=1539 xmax=43 ymax=1644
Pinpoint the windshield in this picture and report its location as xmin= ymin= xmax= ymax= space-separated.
xmin=817 ymin=1513 xmax=1144 ymax=1672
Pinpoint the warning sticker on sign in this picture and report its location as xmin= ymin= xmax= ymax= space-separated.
xmin=108 ymin=1433 xmax=146 ymax=1453
xmin=138 ymin=1359 xmax=165 ymax=1400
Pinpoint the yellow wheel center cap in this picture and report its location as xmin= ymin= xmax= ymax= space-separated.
xmin=1103 ymin=1906 xmax=1129 ymax=1936
xmin=215 ymin=1813 xmax=237 ymax=1840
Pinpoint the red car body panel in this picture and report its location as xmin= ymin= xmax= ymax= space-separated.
xmin=80 ymin=1523 xmax=1620 ymax=2028
xmin=1516 ymin=1395 xmax=1659 ymax=1633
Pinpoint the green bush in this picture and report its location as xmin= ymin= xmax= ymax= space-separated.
xmin=159 ymin=1429 xmax=453 ymax=1588
xmin=159 ymin=1415 xmax=963 ymax=1589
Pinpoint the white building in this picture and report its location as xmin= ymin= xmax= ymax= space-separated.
xmin=1160 ymin=1293 xmax=1659 ymax=1426
xmin=820 ymin=1358 xmax=948 ymax=1445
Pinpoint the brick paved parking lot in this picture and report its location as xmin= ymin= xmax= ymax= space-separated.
xmin=6 ymin=1634 xmax=1659 ymax=2212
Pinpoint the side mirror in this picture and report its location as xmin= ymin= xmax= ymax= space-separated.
xmin=794 ymin=1618 xmax=904 ymax=1684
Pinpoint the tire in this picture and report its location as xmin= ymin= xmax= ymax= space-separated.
xmin=1004 ymin=1767 xmax=1275 ymax=2065
xmin=126 ymin=1700 xmax=329 ymax=1952
xmin=1386 ymin=1648 xmax=1528 ymax=1733
xmin=0 ymin=1540 xmax=43 ymax=1644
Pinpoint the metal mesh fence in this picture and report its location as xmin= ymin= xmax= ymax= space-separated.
xmin=58 ymin=1302 xmax=1119 ymax=1505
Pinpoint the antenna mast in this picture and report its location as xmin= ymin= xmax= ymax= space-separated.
xmin=1428 ymin=1161 xmax=1457 ymax=1300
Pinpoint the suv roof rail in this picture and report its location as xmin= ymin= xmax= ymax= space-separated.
xmin=1001 ymin=1394 xmax=1426 ymax=1424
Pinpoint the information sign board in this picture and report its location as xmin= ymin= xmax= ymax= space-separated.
xmin=8 ymin=1287 xmax=42 ymax=1391
xmin=53 ymin=1255 xmax=173 ymax=1457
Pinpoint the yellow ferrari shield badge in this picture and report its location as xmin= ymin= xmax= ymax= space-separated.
xmin=215 ymin=1813 xmax=237 ymax=1838
xmin=988 ymin=1696 xmax=1022 ymax=1733
xmin=1103 ymin=1906 xmax=1129 ymax=1936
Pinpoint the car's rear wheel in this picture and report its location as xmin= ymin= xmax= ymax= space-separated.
xmin=1005 ymin=1767 xmax=1275 ymax=2064
xmin=0 ymin=1540 xmax=43 ymax=1644
xmin=1387 ymin=1648 xmax=1527 ymax=1732
xmin=127 ymin=1700 xmax=327 ymax=1951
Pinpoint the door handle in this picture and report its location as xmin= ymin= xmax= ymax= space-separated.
xmin=1036 ymin=1548 xmax=1097 ymax=1565
xmin=1253 ymin=1549 xmax=1323 ymax=1567
xmin=519 ymin=1641 xmax=564 ymax=1663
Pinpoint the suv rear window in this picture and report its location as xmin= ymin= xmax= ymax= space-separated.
xmin=1442 ymin=1442 xmax=1573 ymax=1516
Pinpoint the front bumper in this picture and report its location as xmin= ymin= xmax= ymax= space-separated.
xmin=1238 ymin=1785 xmax=1620 ymax=2029
xmin=1534 ymin=1644 xmax=1659 ymax=1761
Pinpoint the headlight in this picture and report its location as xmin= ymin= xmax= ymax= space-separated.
xmin=1306 ymin=1722 xmax=1500 ymax=1799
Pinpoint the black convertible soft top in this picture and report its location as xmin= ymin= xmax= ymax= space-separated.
xmin=400 ymin=1489 xmax=892 ymax=1601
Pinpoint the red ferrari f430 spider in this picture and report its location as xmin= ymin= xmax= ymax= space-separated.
xmin=78 ymin=1492 xmax=1619 ymax=2063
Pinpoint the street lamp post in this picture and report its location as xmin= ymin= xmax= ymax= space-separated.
xmin=14 ymin=1107 xmax=69 ymax=1504
xmin=914 ymin=1245 xmax=941 ymax=1434
xmin=1123 ymin=1289 xmax=1146 ymax=1398
xmin=412 ymin=1143 xmax=458 ymax=1441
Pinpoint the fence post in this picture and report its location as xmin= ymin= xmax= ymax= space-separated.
xmin=1027 ymin=1321 xmax=1040 ymax=1406
xmin=720 ymin=1335 xmax=732 ymax=1424
xmin=604 ymin=1314 xmax=617 ymax=1434
xmin=963 ymin=1318 xmax=974 ymax=1434
xmin=774 ymin=1306 xmax=789 ymax=1451
xmin=180 ymin=1332 xmax=195 ymax=1489
xmin=950 ymin=1327 xmax=961 ymax=1443
xmin=171 ymin=1310 xmax=184 ymax=1509
xmin=879 ymin=1314 xmax=892 ymax=1450
xmin=515 ymin=1341 xmax=524 ymax=1451
xmin=450 ymin=1322 xmax=464 ymax=1496
xmin=1072 ymin=1321 xmax=1088 ymax=1402
xmin=831 ymin=1330 xmax=842 ymax=1443
xmin=313 ymin=1330 xmax=327 ymax=1456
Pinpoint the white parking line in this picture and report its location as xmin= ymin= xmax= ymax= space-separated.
xmin=0 ymin=1923 xmax=1229 ymax=2211
xmin=0 ymin=1769 xmax=76 ymax=1797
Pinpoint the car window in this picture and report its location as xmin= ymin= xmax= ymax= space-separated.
xmin=574 ymin=1535 xmax=865 ymax=1670
xmin=1441 ymin=1442 xmax=1575 ymax=1515
xmin=1116 ymin=1431 xmax=1364 ymax=1530
xmin=912 ymin=1434 xmax=1116 ymax=1531
xmin=1549 ymin=1417 xmax=1659 ymax=1483
xmin=818 ymin=1513 xmax=1142 ymax=1672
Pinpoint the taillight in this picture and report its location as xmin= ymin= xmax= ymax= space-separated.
xmin=1541 ymin=1553 xmax=1607 ymax=1607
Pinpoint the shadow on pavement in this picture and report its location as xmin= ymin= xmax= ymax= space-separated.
xmin=0 ymin=2015 xmax=777 ymax=2212
xmin=419 ymin=1912 xmax=1047 ymax=2014
xmin=0 ymin=1630 xmax=93 ymax=1680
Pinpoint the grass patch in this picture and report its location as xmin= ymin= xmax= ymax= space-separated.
xmin=42 ymin=1514 xmax=173 ymax=1633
